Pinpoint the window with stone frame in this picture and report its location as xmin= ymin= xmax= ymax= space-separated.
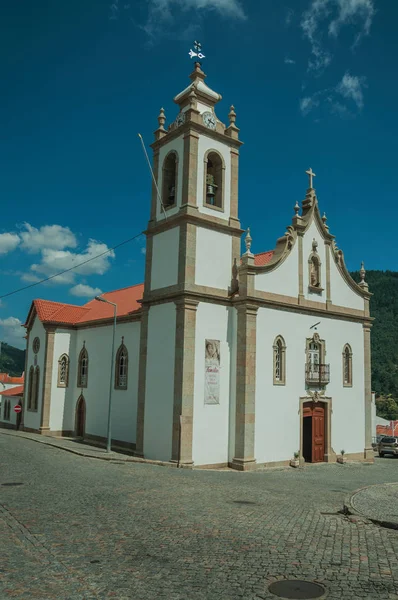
xmin=343 ymin=344 xmax=353 ymax=386
xmin=273 ymin=336 xmax=286 ymax=385
xmin=28 ymin=366 xmax=34 ymax=409
xmin=77 ymin=346 xmax=89 ymax=388
xmin=3 ymin=399 xmax=9 ymax=421
xmin=58 ymin=354 xmax=69 ymax=388
xmin=115 ymin=341 xmax=128 ymax=389
xmin=162 ymin=152 xmax=178 ymax=208
xmin=34 ymin=367 xmax=40 ymax=410
xmin=204 ymin=151 xmax=223 ymax=209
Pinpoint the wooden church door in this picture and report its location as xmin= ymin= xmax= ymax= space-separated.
xmin=312 ymin=405 xmax=325 ymax=463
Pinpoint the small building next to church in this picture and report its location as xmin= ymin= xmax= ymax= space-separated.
xmin=7 ymin=62 xmax=373 ymax=469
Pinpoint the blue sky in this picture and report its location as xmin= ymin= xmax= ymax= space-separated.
xmin=1 ymin=0 xmax=396 ymax=348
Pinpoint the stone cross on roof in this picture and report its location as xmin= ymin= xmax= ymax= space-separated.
xmin=306 ymin=168 xmax=316 ymax=189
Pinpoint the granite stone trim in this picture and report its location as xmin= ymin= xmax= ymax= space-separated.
xmin=172 ymin=298 xmax=198 ymax=465
xmin=298 ymin=233 xmax=304 ymax=301
xmin=182 ymin=131 xmax=199 ymax=208
xmin=135 ymin=307 xmax=149 ymax=458
xmin=363 ymin=322 xmax=373 ymax=459
xmin=39 ymin=327 xmax=56 ymax=432
xmin=231 ymin=303 xmax=258 ymax=471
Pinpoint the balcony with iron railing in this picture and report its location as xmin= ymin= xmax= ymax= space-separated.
xmin=305 ymin=363 xmax=330 ymax=385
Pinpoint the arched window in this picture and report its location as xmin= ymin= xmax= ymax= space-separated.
xmin=204 ymin=151 xmax=224 ymax=209
xmin=273 ymin=336 xmax=286 ymax=385
xmin=58 ymin=354 xmax=69 ymax=387
xmin=78 ymin=346 xmax=88 ymax=388
xmin=162 ymin=152 xmax=178 ymax=208
xmin=115 ymin=340 xmax=128 ymax=389
xmin=34 ymin=367 xmax=40 ymax=410
xmin=343 ymin=344 xmax=353 ymax=386
xmin=28 ymin=366 xmax=34 ymax=409
xmin=3 ymin=399 xmax=9 ymax=420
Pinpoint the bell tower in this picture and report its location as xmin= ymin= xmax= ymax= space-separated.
xmin=136 ymin=55 xmax=243 ymax=464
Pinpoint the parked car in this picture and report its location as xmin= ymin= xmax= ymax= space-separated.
xmin=378 ymin=436 xmax=398 ymax=457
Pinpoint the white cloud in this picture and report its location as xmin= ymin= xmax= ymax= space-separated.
xmin=336 ymin=71 xmax=366 ymax=109
xmin=0 ymin=233 xmax=20 ymax=255
xmin=285 ymin=8 xmax=294 ymax=26
xmin=19 ymin=223 xmax=77 ymax=254
xmin=300 ymin=71 xmax=366 ymax=117
xmin=142 ymin=0 xmax=246 ymax=38
xmin=329 ymin=0 xmax=375 ymax=43
xmin=69 ymin=284 xmax=103 ymax=298
xmin=301 ymin=0 xmax=375 ymax=73
xmin=284 ymin=57 xmax=296 ymax=65
xmin=0 ymin=316 xmax=25 ymax=349
xmin=300 ymin=95 xmax=320 ymax=116
xmin=23 ymin=240 xmax=115 ymax=286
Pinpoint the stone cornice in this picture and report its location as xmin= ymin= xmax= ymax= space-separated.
xmin=145 ymin=205 xmax=244 ymax=237
xmin=150 ymin=120 xmax=243 ymax=152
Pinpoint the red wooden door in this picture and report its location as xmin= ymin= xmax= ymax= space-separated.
xmin=312 ymin=405 xmax=325 ymax=463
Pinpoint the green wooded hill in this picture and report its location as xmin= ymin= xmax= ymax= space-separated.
xmin=0 ymin=342 xmax=25 ymax=377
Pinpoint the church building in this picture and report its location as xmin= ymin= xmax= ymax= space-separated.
xmin=14 ymin=62 xmax=374 ymax=469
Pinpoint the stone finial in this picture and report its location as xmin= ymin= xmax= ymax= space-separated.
xmin=189 ymin=86 xmax=197 ymax=108
xmin=294 ymin=201 xmax=300 ymax=216
xmin=228 ymin=105 xmax=236 ymax=125
xmin=245 ymin=228 xmax=253 ymax=255
xmin=360 ymin=261 xmax=366 ymax=282
xmin=322 ymin=212 xmax=327 ymax=225
xmin=158 ymin=107 xmax=166 ymax=130
xmin=359 ymin=261 xmax=369 ymax=290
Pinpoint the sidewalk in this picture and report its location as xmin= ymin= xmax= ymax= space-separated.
xmin=344 ymin=481 xmax=398 ymax=529
xmin=0 ymin=428 xmax=178 ymax=468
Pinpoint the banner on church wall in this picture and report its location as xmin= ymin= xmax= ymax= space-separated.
xmin=204 ymin=340 xmax=220 ymax=405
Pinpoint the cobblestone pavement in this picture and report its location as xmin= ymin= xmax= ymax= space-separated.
xmin=1 ymin=433 xmax=398 ymax=599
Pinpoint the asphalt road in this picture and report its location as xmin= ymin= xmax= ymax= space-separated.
xmin=1 ymin=433 xmax=398 ymax=599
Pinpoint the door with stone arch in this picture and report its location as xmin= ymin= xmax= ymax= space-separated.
xmin=302 ymin=401 xmax=325 ymax=463
xmin=75 ymin=395 xmax=86 ymax=438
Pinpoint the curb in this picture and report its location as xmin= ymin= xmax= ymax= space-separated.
xmin=343 ymin=483 xmax=398 ymax=531
xmin=0 ymin=430 xmax=179 ymax=468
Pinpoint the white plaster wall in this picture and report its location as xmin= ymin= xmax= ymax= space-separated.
xmin=150 ymin=226 xmax=180 ymax=290
xmin=49 ymin=330 xmax=73 ymax=432
xmin=196 ymin=134 xmax=231 ymax=220
xmin=255 ymin=243 xmax=299 ymax=297
xmin=156 ymin=135 xmax=184 ymax=221
xmin=195 ymin=228 xmax=232 ymax=290
xmin=23 ymin=316 xmax=46 ymax=432
xmin=228 ymin=308 xmax=237 ymax=462
xmin=255 ymin=307 xmax=365 ymax=464
xmin=0 ymin=394 xmax=21 ymax=427
xmin=68 ymin=321 xmax=140 ymax=444
xmin=329 ymin=248 xmax=365 ymax=310
xmin=144 ymin=303 xmax=176 ymax=461
xmin=192 ymin=303 xmax=233 ymax=466
xmin=0 ymin=382 xmax=24 ymax=392
xmin=303 ymin=220 xmax=327 ymax=303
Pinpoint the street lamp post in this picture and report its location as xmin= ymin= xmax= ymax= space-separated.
xmin=95 ymin=295 xmax=117 ymax=453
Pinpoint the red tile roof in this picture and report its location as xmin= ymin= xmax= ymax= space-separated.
xmin=0 ymin=373 xmax=24 ymax=384
xmin=30 ymin=283 xmax=144 ymax=327
xmin=254 ymin=251 xmax=274 ymax=266
xmin=377 ymin=423 xmax=398 ymax=437
xmin=0 ymin=385 xmax=24 ymax=396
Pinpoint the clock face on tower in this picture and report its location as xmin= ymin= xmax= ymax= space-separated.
xmin=174 ymin=112 xmax=185 ymax=128
xmin=202 ymin=111 xmax=217 ymax=130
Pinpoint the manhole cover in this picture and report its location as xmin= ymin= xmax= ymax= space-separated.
xmin=268 ymin=580 xmax=325 ymax=599
xmin=1 ymin=483 xmax=24 ymax=487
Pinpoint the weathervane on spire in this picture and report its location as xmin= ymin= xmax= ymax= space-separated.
xmin=189 ymin=40 xmax=205 ymax=61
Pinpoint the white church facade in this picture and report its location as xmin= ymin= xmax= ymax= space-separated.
xmin=16 ymin=62 xmax=374 ymax=469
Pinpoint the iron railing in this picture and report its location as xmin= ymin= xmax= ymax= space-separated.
xmin=305 ymin=363 xmax=330 ymax=385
